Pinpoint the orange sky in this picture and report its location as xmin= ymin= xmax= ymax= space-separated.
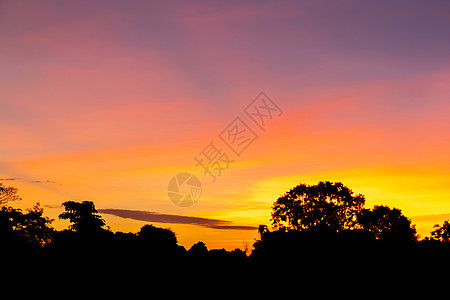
xmin=1 ymin=0 xmax=450 ymax=250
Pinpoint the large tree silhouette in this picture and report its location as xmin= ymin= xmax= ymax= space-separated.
xmin=1 ymin=184 xmax=53 ymax=248
xmin=18 ymin=203 xmax=54 ymax=247
xmin=271 ymin=181 xmax=365 ymax=231
xmin=59 ymin=201 xmax=106 ymax=234
xmin=137 ymin=224 xmax=178 ymax=249
xmin=357 ymin=205 xmax=417 ymax=244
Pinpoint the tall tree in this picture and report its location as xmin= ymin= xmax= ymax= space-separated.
xmin=0 ymin=185 xmax=53 ymax=248
xmin=271 ymin=181 xmax=365 ymax=231
xmin=19 ymin=203 xmax=54 ymax=247
xmin=59 ymin=201 xmax=106 ymax=234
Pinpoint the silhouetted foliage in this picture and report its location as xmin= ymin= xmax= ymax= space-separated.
xmin=50 ymin=200 xmax=114 ymax=252
xmin=431 ymin=220 xmax=450 ymax=243
xmin=252 ymin=224 xmax=343 ymax=261
xmin=59 ymin=201 xmax=106 ymax=234
xmin=0 ymin=205 xmax=54 ymax=248
xmin=18 ymin=203 xmax=54 ymax=247
xmin=0 ymin=183 xmax=22 ymax=206
xmin=2 ymin=181 xmax=450 ymax=280
xmin=0 ymin=206 xmax=24 ymax=249
xmin=253 ymin=182 xmax=424 ymax=263
xmin=138 ymin=224 xmax=177 ymax=245
xmin=188 ymin=241 xmax=208 ymax=257
xmin=358 ymin=205 xmax=417 ymax=245
xmin=0 ymin=183 xmax=22 ymax=247
xmin=113 ymin=231 xmax=137 ymax=243
xmin=230 ymin=248 xmax=247 ymax=259
xmin=0 ymin=183 xmax=53 ymax=249
xmin=271 ymin=181 xmax=365 ymax=231
xmin=136 ymin=224 xmax=184 ymax=256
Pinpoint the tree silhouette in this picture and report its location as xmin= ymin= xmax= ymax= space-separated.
xmin=59 ymin=201 xmax=106 ymax=234
xmin=431 ymin=220 xmax=450 ymax=243
xmin=137 ymin=224 xmax=178 ymax=249
xmin=17 ymin=203 xmax=54 ymax=247
xmin=357 ymin=205 xmax=417 ymax=244
xmin=0 ymin=183 xmax=21 ymax=206
xmin=188 ymin=241 xmax=208 ymax=256
xmin=0 ymin=184 xmax=53 ymax=248
xmin=0 ymin=205 xmax=24 ymax=248
xmin=271 ymin=181 xmax=365 ymax=232
xmin=2 ymin=180 xmax=446 ymax=275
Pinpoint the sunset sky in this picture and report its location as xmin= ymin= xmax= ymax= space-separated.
xmin=1 ymin=0 xmax=449 ymax=250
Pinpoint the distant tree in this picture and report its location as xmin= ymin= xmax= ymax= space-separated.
xmin=0 ymin=184 xmax=53 ymax=248
xmin=59 ymin=201 xmax=106 ymax=234
xmin=252 ymin=225 xmax=274 ymax=257
xmin=0 ymin=206 xmax=23 ymax=247
xmin=431 ymin=220 xmax=450 ymax=243
xmin=137 ymin=224 xmax=178 ymax=248
xmin=208 ymin=248 xmax=228 ymax=257
xmin=230 ymin=248 xmax=247 ymax=259
xmin=114 ymin=231 xmax=137 ymax=242
xmin=271 ymin=181 xmax=365 ymax=232
xmin=18 ymin=203 xmax=54 ymax=247
xmin=188 ymin=241 xmax=208 ymax=256
xmin=0 ymin=183 xmax=21 ymax=206
xmin=357 ymin=205 xmax=417 ymax=244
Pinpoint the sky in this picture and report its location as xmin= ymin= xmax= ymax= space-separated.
xmin=1 ymin=0 xmax=450 ymax=250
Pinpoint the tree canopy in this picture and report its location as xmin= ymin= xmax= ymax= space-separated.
xmin=59 ymin=200 xmax=106 ymax=234
xmin=358 ymin=205 xmax=417 ymax=243
xmin=1 ymin=183 xmax=53 ymax=248
xmin=271 ymin=181 xmax=366 ymax=231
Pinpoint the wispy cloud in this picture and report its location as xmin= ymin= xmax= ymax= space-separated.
xmin=98 ymin=208 xmax=256 ymax=231
xmin=411 ymin=213 xmax=450 ymax=223
xmin=0 ymin=161 xmax=83 ymax=200
xmin=30 ymin=180 xmax=57 ymax=184
xmin=41 ymin=204 xmax=62 ymax=209
xmin=0 ymin=178 xmax=17 ymax=181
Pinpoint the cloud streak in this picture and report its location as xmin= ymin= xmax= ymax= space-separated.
xmin=30 ymin=180 xmax=57 ymax=184
xmin=98 ymin=208 xmax=256 ymax=231
xmin=411 ymin=213 xmax=450 ymax=223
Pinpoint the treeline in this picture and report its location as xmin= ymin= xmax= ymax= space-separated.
xmin=2 ymin=181 xmax=450 ymax=264
xmin=0 ymin=183 xmax=247 ymax=264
